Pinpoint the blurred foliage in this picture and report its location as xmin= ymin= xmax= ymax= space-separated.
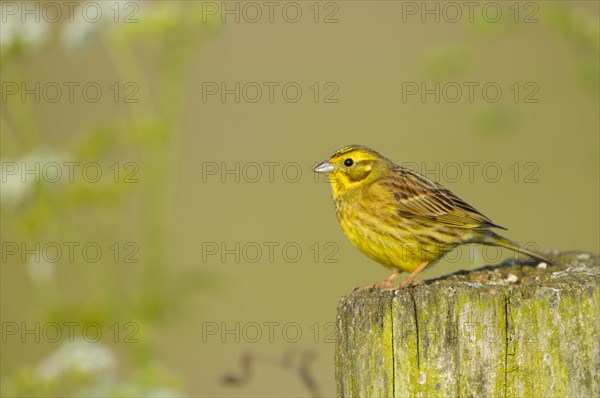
xmin=543 ymin=3 xmax=600 ymax=93
xmin=1 ymin=1 xmax=219 ymax=395
xmin=472 ymin=105 xmax=519 ymax=136
xmin=422 ymin=46 xmax=471 ymax=79
xmin=2 ymin=343 xmax=183 ymax=397
xmin=419 ymin=2 xmax=599 ymax=135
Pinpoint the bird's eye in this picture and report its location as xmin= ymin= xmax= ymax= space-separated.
xmin=344 ymin=158 xmax=354 ymax=167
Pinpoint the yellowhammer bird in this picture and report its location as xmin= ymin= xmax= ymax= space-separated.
xmin=314 ymin=145 xmax=550 ymax=290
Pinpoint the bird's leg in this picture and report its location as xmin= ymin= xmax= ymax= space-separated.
xmin=398 ymin=260 xmax=430 ymax=288
xmin=355 ymin=271 xmax=401 ymax=292
xmin=381 ymin=271 xmax=401 ymax=288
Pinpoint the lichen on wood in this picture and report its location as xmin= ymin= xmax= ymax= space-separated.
xmin=335 ymin=251 xmax=599 ymax=397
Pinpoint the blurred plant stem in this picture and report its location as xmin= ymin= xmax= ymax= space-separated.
xmin=1 ymin=61 xmax=40 ymax=148
xmin=102 ymin=26 xmax=201 ymax=364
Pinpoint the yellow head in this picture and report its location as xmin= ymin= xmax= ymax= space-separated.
xmin=314 ymin=145 xmax=392 ymax=196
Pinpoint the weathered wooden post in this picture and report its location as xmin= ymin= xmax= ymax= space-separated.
xmin=335 ymin=252 xmax=599 ymax=397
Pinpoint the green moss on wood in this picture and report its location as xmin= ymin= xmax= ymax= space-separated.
xmin=335 ymin=251 xmax=600 ymax=397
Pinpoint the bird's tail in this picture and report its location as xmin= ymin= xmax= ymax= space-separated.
xmin=479 ymin=231 xmax=551 ymax=264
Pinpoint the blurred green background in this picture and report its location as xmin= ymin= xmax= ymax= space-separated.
xmin=1 ymin=1 xmax=598 ymax=396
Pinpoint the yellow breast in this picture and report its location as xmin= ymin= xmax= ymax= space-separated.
xmin=334 ymin=195 xmax=432 ymax=273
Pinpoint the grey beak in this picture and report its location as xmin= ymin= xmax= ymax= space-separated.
xmin=313 ymin=160 xmax=335 ymax=173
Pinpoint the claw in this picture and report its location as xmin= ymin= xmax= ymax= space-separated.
xmin=354 ymin=279 xmax=395 ymax=292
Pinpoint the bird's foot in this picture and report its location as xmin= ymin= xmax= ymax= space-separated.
xmin=354 ymin=279 xmax=396 ymax=292
xmin=398 ymin=278 xmax=424 ymax=289
xmin=354 ymin=271 xmax=402 ymax=292
xmin=354 ymin=278 xmax=424 ymax=292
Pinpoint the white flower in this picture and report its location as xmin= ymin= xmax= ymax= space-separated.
xmin=0 ymin=160 xmax=33 ymax=207
xmin=35 ymin=338 xmax=116 ymax=382
xmin=0 ymin=2 xmax=50 ymax=56
xmin=0 ymin=148 xmax=71 ymax=208
xmin=61 ymin=0 xmax=144 ymax=52
xmin=27 ymin=252 xmax=54 ymax=284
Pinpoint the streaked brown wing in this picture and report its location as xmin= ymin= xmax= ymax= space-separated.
xmin=378 ymin=167 xmax=504 ymax=230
